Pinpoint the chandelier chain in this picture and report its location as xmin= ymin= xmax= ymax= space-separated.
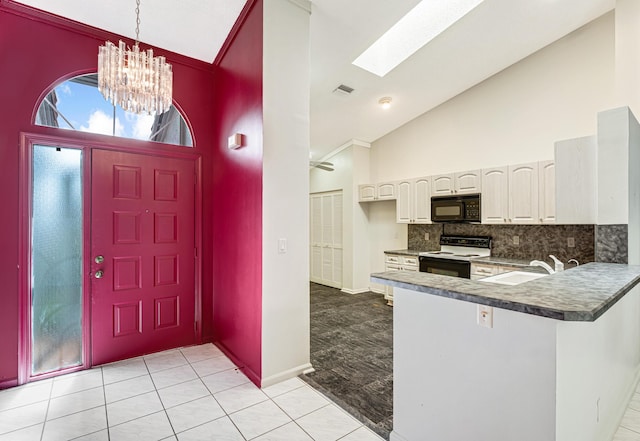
xmin=134 ymin=0 xmax=140 ymax=44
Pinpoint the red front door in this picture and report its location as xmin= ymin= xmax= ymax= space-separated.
xmin=91 ymin=150 xmax=196 ymax=366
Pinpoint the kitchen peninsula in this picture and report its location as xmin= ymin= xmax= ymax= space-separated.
xmin=373 ymin=263 xmax=640 ymax=441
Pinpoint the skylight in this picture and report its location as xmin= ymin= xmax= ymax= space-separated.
xmin=352 ymin=0 xmax=485 ymax=77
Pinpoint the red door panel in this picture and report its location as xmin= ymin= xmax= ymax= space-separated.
xmin=91 ymin=150 xmax=195 ymax=366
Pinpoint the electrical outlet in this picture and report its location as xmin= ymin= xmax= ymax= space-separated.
xmin=567 ymin=237 xmax=575 ymax=248
xmin=424 ymin=232 xmax=430 ymax=241
xmin=477 ymin=305 xmax=493 ymax=328
xmin=513 ymin=235 xmax=520 ymax=246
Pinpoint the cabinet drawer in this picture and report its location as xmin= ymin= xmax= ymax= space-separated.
xmin=386 ymin=264 xmax=402 ymax=271
xmin=403 ymin=266 xmax=419 ymax=272
xmin=471 ymin=263 xmax=498 ymax=277
xmin=386 ymin=255 xmax=400 ymax=264
xmin=401 ymin=256 xmax=418 ymax=267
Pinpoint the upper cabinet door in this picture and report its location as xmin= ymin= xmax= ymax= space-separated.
xmin=455 ymin=170 xmax=481 ymax=194
xmin=481 ymin=167 xmax=508 ymax=224
xmin=509 ymin=163 xmax=539 ymax=224
xmin=413 ymin=177 xmax=431 ymax=223
xmin=431 ymin=174 xmax=454 ymax=196
xmin=377 ymin=182 xmax=396 ymax=200
xmin=358 ymin=184 xmax=376 ymax=202
xmin=538 ymin=160 xmax=555 ymax=224
xmin=396 ymin=180 xmax=412 ymax=223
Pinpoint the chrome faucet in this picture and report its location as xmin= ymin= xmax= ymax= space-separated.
xmin=549 ymin=255 xmax=564 ymax=272
xmin=529 ymin=259 xmax=555 ymax=274
xmin=530 ymin=255 xmax=565 ymax=274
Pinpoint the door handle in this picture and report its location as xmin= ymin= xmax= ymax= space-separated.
xmin=94 ymin=270 xmax=104 ymax=279
xmin=94 ymin=255 xmax=104 ymax=264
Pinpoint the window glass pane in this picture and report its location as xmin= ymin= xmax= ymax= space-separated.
xmin=31 ymin=145 xmax=83 ymax=375
xmin=35 ymin=74 xmax=193 ymax=147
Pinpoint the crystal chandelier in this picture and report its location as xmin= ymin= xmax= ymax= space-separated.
xmin=97 ymin=0 xmax=173 ymax=115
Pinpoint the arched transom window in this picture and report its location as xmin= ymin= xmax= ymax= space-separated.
xmin=35 ymin=74 xmax=193 ymax=147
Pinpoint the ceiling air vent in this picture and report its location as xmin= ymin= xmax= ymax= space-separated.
xmin=333 ymin=84 xmax=354 ymax=96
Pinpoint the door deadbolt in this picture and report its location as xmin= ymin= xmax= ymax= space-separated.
xmin=94 ymin=255 xmax=104 ymax=264
xmin=94 ymin=270 xmax=104 ymax=279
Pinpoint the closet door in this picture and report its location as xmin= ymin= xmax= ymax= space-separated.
xmin=309 ymin=191 xmax=343 ymax=288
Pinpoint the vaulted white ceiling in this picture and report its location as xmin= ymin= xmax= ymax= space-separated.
xmin=13 ymin=0 xmax=615 ymax=159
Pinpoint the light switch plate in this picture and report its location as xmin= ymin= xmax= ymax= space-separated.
xmin=567 ymin=237 xmax=575 ymax=248
xmin=513 ymin=235 xmax=520 ymax=246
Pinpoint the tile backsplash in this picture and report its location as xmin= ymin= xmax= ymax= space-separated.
xmin=595 ymin=224 xmax=628 ymax=263
xmin=408 ymin=224 xmax=595 ymax=264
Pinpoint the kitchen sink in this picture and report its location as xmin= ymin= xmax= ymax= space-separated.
xmin=478 ymin=271 xmax=547 ymax=286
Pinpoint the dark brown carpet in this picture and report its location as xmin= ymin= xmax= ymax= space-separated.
xmin=300 ymin=282 xmax=393 ymax=439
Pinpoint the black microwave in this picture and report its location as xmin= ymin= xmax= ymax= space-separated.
xmin=431 ymin=194 xmax=481 ymax=223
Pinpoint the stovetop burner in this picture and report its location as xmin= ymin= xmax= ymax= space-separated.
xmin=419 ymin=235 xmax=492 ymax=261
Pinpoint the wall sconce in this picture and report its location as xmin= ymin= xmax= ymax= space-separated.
xmin=228 ymin=133 xmax=244 ymax=149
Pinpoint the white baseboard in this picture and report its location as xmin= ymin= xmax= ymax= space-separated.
xmin=370 ymin=287 xmax=386 ymax=294
xmin=260 ymin=362 xmax=314 ymax=388
xmin=340 ymin=287 xmax=370 ymax=295
xmin=389 ymin=430 xmax=408 ymax=441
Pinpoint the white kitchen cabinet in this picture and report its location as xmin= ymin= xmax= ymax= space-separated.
xmin=470 ymin=262 xmax=525 ymax=280
xmin=358 ymin=182 xmax=396 ymax=202
xmin=481 ymin=166 xmax=509 ymax=224
xmin=509 ymin=162 xmax=539 ymax=224
xmin=470 ymin=262 xmax=499 ymax=280
xmin=538 ymin=160 xmax=555 ymax=224
xmin=396 ymin=177 xmax=431 ymax=224
xmin=358 ymin=184 xmax=376 ymax=202
xmin=455 ymin=170 xmax=482 ymax=194
xmin=377 ymin=182 xmax=396 ymax=200
xmin=384 ymin=253 xmax=419 ymax=305
xmin=310 ymin=191 xmax=343 ymax=288
xmin=396 ymin=180 xmax=411 ymax=223
xmin=432 ymin=170 xmax=481 ymax=196
xmin=554 ymin=136 xmax=597 ymax=224
xmin=482 ymin=162 xmax=547 ymax=224
xmin=431 ymin=174 xmax=454 ymax=196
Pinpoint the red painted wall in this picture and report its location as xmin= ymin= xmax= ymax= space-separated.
xmin=0 ymin=2 xmax=219 ymax=384
xmin=211 ymin=0 xmax=264 ymax=385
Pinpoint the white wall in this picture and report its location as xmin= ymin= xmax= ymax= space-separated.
xmin=310 ymin=143 xmax=372 ymax=293
xmin=261 ymin=0 xmax=312 ymax=386
xmin=370 ymin=12 xmax=615 ymax=183
xmin=556 ymin=285 xmax=640 ymax=441
xmin=615 ymin=0 xmax=640 ymax=117
xmin=392 ymin=288 xmax=557 ymax=441
xmin=629 ymin=112 xmax=640 ymax=265
xmin=368 ymin=201 xmax=407 ymax=293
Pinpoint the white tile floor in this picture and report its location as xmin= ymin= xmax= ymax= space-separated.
xmin=614 ymin=387 xmax=640 ymax=440
xmin=0 ymin=344 xmax=384 ymax=441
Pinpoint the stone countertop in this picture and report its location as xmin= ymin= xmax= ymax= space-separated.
xmin=371 ymin=262 xmax=640 ymax=322
xmin=384 ymin=249 xmax=424 ymax=256
xmin=472 ymin=256 xmax=537 ymax=267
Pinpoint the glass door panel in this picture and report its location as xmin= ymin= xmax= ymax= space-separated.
xmin=31 ymin=145 xmax=83 ymax=375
